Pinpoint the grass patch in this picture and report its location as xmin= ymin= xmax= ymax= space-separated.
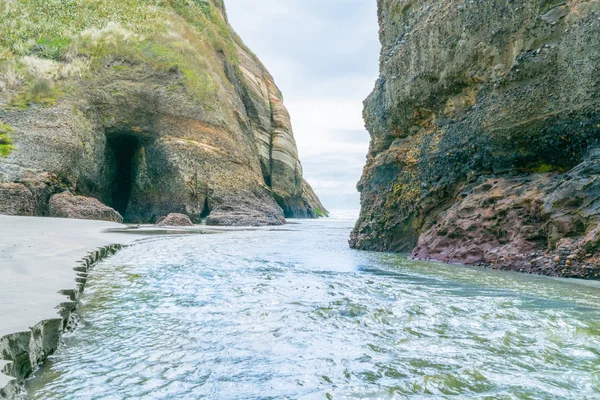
xmin=32 ymin=37 xmax=71 ymax=61
xmin=77 ymin=35 xmax=217 ymax=101
xmin=169 ymin=0 xmax=238 ymax=64
xmin=0 ymin=123 xmax=15 ymax=157
xmin=10 ymin=78 xmax=60 ymax=109
xmin=0 ymin=0 xmax=240 ymax=104
xmin=0 ymin=0 xmax=165 ymax=62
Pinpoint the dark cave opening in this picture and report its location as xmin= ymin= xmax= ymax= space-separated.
xmin=200 ymin=195 xmax=211 ymax=219
xmin=107 ymin=134 xmax=140 ymax=218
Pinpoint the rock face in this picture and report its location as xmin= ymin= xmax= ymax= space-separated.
xmin=49 ymin=192 xmax=123 ymax=223
xmin=352 ymin=0 xmax=600 ymax=278
xmin=0 ymin=0 xmax=325 ymax=225
xmin=0 ymin=183 xmax=35 ymax=216
xmin=300 ymin=179 xmax=329 ymax=218
xmin=156 ymin=213 xmax=194 ymax=227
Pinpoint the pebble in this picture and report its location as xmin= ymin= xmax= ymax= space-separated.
xmin=553 ymin=256 xmax=561 ymax=263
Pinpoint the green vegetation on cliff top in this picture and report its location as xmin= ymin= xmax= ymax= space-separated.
xmin=0 ymin=0 xmax=240 ymax=105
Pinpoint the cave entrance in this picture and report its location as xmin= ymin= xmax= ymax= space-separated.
xmin=107 ymin=134 xmax=140 ymax=218
xmin=200 ymin=195 xmax=211 ymax=219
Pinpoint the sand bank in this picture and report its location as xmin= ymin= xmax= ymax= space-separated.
xmin=0 ymin=216 xmax=146 ymax=398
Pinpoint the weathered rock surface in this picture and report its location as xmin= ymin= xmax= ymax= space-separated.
xmin=206 ymin=195 xmax=286 ymax=226
xmin=0 ymin=0 xmax=325 ymax=225
xmin=156 ymin=213 xmax=194 ymax=227
xmin=300 ymin=179 xmax=329 ymax=218
xmin=0 ymin=183 xmax=35 ymax=216
xmin=49 ymin=192 xmax=123 ymax=223
xmin=352 ymin=0 xmax=600 ymax=278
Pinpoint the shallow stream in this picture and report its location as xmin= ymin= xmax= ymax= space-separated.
xmin=25 ymin=211 xmax=600 ymax=399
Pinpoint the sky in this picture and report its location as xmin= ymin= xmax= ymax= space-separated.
xmin=226 ymin=0 xmax=380 ymax=210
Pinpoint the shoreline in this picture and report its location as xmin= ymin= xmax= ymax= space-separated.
xmin=0 ymin=215 xmax=228 ymax=399
xmin=0 ymin=216 xmax=145 ymax=399
xmin=5 ymin=213 xmax=599 ymax=398
xmin=0 ymin=244 xmax=122 ymax=399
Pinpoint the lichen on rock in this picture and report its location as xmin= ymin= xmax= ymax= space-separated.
xmin=0 ymin=0 xmax=326 ymax=225
xmin=352 ymin=0 xmax=600 ymax=278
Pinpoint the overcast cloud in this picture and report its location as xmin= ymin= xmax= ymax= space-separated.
xmin=226 ymin=0 xmax=380 ymax=210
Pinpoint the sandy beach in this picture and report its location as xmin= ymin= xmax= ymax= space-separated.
xmin=0 ymin=215 xmax=142 ymax=396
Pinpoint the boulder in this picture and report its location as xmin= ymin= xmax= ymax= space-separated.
xmin=156 ymin=213 xmax=194 ymax=227
xmin=48 ymin=192 xmax=122 ymax=223
xmin=0 ymin=183 xmax=35 ymax=216
xmin=206 ymin=203 xmax=285 ymax=227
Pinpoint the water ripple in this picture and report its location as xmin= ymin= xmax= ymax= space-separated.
xmin=25 ymin=218 xmax=600 ymax=399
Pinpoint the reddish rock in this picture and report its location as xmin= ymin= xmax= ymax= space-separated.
xmin=413 ymin=177 xmax=547 ymax=266
xmin=155 ymin=213 xmax=194 ymax=227
xmin=49 ymin=192 xmax=122 ymax=223
xmin=411 ymin=154 xmax=600 ymax=280
xmin=206 ymin=204 xmax=286 ymax=226
xmin=0 ymin=183 xmax=36 ymax=216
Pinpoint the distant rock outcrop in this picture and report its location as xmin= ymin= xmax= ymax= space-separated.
xmin=0 ymin=0 xmax=326 ymax=225
xmin=352 ymin=0 xmax=600 ymax=278
xmin=300 ymin=179 xmax=329 ymax=218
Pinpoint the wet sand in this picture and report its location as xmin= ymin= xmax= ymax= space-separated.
xmin=0 ymin=216 xmax=141 ymax=394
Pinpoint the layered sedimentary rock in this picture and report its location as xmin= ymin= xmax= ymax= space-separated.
xmin=0 ymin=0 xmax=326 ymax=225
xmin=352 ymin=0 xmax=600 ymax=278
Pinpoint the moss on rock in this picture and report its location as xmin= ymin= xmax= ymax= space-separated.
xmin=0 ymin=123 xmax=15 ymax=157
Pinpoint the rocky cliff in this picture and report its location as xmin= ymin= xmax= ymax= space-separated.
xmin=0 ymin=0 xmax=326 ymax=225
xmin=351 ymin=0 xmax=600 ymax=278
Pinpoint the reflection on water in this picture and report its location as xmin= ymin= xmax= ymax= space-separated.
xmin=26 ymin=210 xmax=600 ymax=399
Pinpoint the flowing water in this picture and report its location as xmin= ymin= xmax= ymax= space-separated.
xmin=25 ymin=211 xmax=600 ymax=399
